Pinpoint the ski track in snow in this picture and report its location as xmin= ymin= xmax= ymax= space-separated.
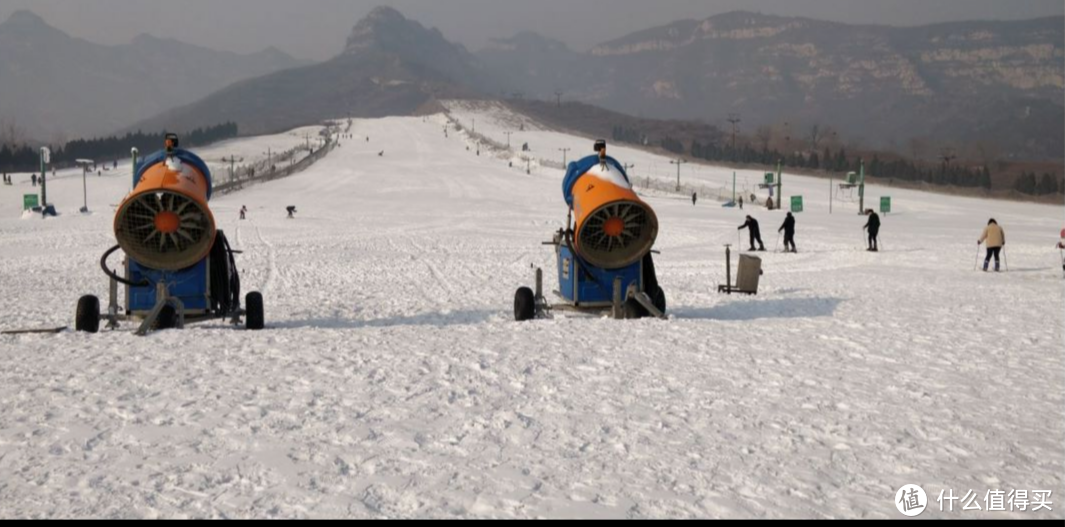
xmin=0 ymin=112 xmax=1061 ymax=519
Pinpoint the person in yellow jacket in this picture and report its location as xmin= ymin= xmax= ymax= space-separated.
xmin=978 ymin=219 xmax=1005 ymax=272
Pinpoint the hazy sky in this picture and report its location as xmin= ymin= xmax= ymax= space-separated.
xmin=2 ymin=0 xmax=1062 ymax=60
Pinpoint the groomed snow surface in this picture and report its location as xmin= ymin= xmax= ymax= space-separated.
xmin=0 ymin=110 xmax=1061 ymax=519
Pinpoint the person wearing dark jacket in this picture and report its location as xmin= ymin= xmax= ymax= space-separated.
xmin=739 ymin=216 xmax=766 ymax=252
xmin=863 ymin=209 xmax=881 ymax=252
xmin=779 ymin=212 xmax=797 ymax=253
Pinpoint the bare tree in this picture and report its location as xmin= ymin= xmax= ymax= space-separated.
xmin=755 ymin=126 xmax=772 ymax=152
xmin=909 ymin=137 xmax=927 ymax=163
xmin=50 ymin=131 xmax=69 ymax=149
xmin=809 ymin=125 xmax=834 ymax=153
xmin=970 ymin=140 xmax=1001 ymax=167
xmin=0 ymin=116 xmax=26 ymax=147
xmin=808 ymin=124 xmax=823 ymax=152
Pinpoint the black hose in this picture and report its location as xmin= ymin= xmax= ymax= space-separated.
xmin=100 ymin=245 xmax=149 ymax=287
xmin=208 ymin=231 xmax=242 ymax=316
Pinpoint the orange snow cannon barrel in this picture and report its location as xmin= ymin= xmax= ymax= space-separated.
xmin=562 ymin=141 xmax=658 ymax=269
xmin=114 ymin=135 xmax=216 ymax=271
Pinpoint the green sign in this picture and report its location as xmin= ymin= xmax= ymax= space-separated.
xmin=23 ymin=194 xmax=39 ymax=210
xmin=791 ymin=196 xmax=804 ymax=213
xmin=880 ymin=197 xmax=892 ymax=214
xmin=764 ymin=172 xmax=775 ymax=185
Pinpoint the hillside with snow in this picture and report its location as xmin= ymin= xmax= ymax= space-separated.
xmin=0 ymin=108 xmax=1061 ymax=519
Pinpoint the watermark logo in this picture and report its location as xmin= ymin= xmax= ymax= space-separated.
xmin=896 ymin=484 xmax=928 ymax=517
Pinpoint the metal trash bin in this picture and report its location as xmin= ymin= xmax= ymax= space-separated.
xmin=735 ymin=255 xmax=762 ymax=295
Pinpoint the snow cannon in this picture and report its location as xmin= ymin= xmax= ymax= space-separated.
xmin=513 ymin=140 xmax=666 ymax=321
xmin=114 ymin=135 xmax=215 ymax=271
xmin=565 ymin=141 xmax=659 ymax=269
xmin=76 ymin=134 xmax=264 ymax=336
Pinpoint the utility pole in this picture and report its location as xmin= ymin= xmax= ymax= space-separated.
xmin=670 ymin=158 xmax=687 ymax=192
xmin=559 ymin=147 xmax=571 ymax=167
xmin=858 ymin=159 xmax=866 ymax=214
xmin=504 ymin=131 xmax=514 ymax=149
xmin=39 ymin=147 xmax=50 ymax=208
xmin=727 ymin=113 xmax=742 ymax=151
xmin=554 ymin=90 xmax=563 ymax=108
xmin=775 ymin=159 xmax=783 ymax=210
xmin=75 ymin=159 xmax=93 ymax=213
xmin=223 ymin=156 xmax=243 ymax=183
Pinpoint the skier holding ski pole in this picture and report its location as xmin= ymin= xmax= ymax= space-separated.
xmin=738 ymin=216 xmax=766 ymax=252
xmin=863 ymin=209 xmax=881 ymax=252
xmin=978 ymin=219 xmax=1005 ymax=272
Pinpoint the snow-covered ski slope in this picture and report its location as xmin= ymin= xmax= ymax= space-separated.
xmin=0 ymin=109 xmax=1061 ymax=519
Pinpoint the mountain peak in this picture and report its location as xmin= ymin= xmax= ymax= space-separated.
xmin=344 ymin=6 xmax=452 ymax=56
xmin=1 ymin=10 xmax=51 ymax=31
xmin=4 ymin=10 xmax=46 ymax=26
xmin=363 ymin=6 xmax=407 ymax=25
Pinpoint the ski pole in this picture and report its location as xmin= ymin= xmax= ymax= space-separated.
xmin=775 ymin=232 xmax=782 ymax=253
xmin=974 ymin=244 xmax=981 ymax=271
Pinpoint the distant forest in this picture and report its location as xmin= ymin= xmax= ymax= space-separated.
xmin=614 ymin=125 xmax=1063 ymax=197
xmin=0 ymin=122 xmax=238 ymax=173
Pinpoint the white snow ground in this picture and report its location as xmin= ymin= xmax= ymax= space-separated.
xmin=0 ymin=110 xmax=1062 ymax=519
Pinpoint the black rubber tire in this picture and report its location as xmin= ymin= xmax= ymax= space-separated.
xmin=514 ymin=287 xmax=536 ymax=322
xmin=76 ymin=295 xmax=100 ymax=334
xmin=153 ymin=305 xmax=177 ymax=331
xmin=245 ymin=292 xmax=264 ymax=330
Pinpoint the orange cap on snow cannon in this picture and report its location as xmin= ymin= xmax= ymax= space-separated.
xmin=563 ymin=142 xmax=658 ymax=269
xmin=114 ymin=145 xmax=216 ymax=271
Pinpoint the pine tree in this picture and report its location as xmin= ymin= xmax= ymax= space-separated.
xmin=807 ymin=152 xmax=820 ymax=170
xmin=979 ymin=166 xmax=992 ymax=190
xmin=1038 ymin=173 xmax=1059 ymax=195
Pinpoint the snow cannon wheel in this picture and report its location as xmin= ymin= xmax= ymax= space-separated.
xmin=76 ymin=295 xmax=101 ymax=333
xmin=514 ymin=287 xmax=536 ymax=322
xmin=245 ymin=292 xmax=264 ymax=330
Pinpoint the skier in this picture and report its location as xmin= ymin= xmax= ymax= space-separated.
xmin=1058 ymin=228 xmax=1065 ymax=275
xmin=738 ymin=215 xmax=766 ymax=252
xmin=286 ymin=206 xmax=297 ymax=219
xmin=978 ymin=219 xmax=1005 ymax=272
xmin=240 ymin=205 xmax=248 ymax=220
xmin=738 ymin=196 xmax=744 ymax=210
xmin=779 ymin=212 xmax=797 ymax=253
xmin=692 ymin=192 xmax=698 ymax=206
xmin=31 ymin=174 xmax=37 ymax=187
xmin=863 ymin=209 xmax=881 ymax=252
